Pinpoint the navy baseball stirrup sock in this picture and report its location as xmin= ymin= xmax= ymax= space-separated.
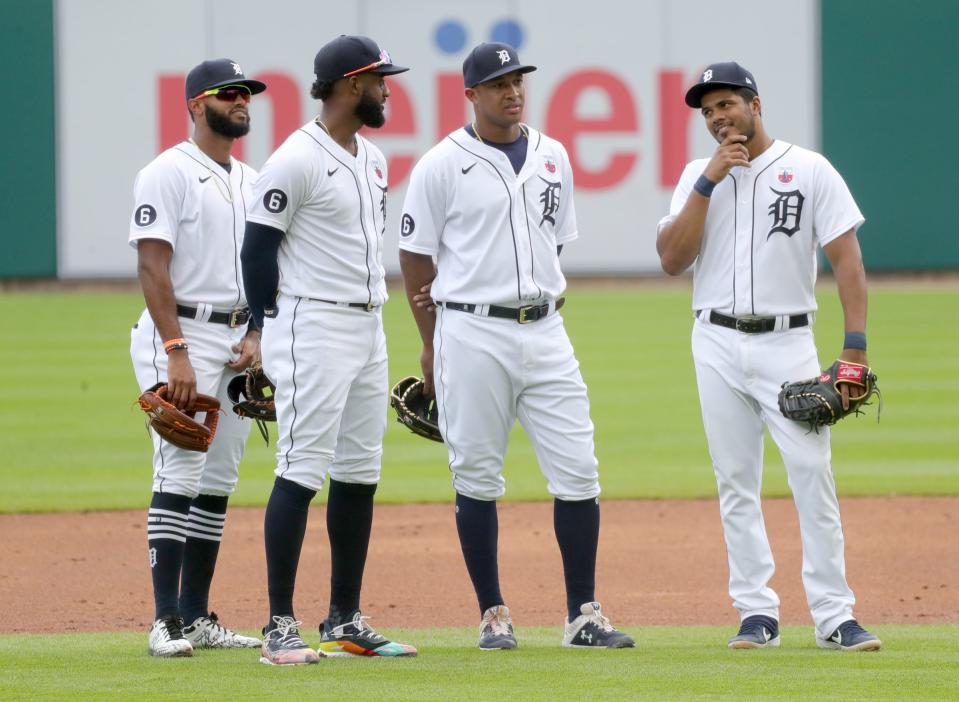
xmin=147 ymin=492 xmax=192 ymax=620
xmin=554 ymin=497 xmax=599 ymax=622
xmin=326 ymin=479 xmax=377 ymax=621
xmin=179 ymin=494 xmax=229 ymax=624
xmin=454 ymin=493 xmax=505 ymax=614
xmin=265 ymin=477 xmax=316 ymax=623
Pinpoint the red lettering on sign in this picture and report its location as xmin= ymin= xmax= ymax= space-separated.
xmin=158 ymin=75 xmax=190 ymax=152
xmin=658 ymin=69 xmax=697 ymax=187
xmin=545 ymin=70 xmax=638 ymax=189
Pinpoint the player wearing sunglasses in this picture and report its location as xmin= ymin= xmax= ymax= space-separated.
xmin=129 ymin=58 xmax=266 ymax=657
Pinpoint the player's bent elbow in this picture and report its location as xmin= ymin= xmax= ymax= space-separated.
xmin=659 ymin=252 xmax=690 ymax=276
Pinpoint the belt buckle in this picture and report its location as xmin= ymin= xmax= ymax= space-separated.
xmin=734 ymin=317 xmax=764 ymax=334
xmin=364 ymin=303 xmax=375 ymax=312
xmin=228 ymin=309 xmax=246 ymax=328
xmin=518 ymin=305 xmax=534 ymax=324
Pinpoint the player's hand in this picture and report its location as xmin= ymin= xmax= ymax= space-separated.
xmin=420 ymin=346 xmax=435 ymax=398
xmin=413 ymin=282 xmax=435 ymax=312
xmin=838 ymin=348 xmax=869 ymax=411
xmin=167 ymin=350 xmax=197 ymax=410
xmin=702 ymin=134 xmax=751 ymax=183
xmin=227 ymin=330 xmax=261 ymax=371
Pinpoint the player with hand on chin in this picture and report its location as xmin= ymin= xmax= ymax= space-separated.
xmin=656 ymin=62 xmax=881 ymax=652
xmin=129 ymin=58 xmax=266 ymax=657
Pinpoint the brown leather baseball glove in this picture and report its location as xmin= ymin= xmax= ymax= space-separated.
xmin=390 ymin=376 xmax=443 ymax=442
xmin=227 ymin=363 xmax=276 ymax=444
xmin=138 ymin=383 xmax=221 ymax=452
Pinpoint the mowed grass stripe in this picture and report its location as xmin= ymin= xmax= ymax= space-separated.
xmin=1 ymin=283 xmax=957 ymax=513
xmin=0 ymin=625 xmax=956 ymax=701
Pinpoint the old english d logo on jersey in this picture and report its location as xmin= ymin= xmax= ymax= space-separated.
xmin=377 ymin=183 xmax=388 ymax=234
xmin=767 ymin=188 xmax=805 ymax=238
xmin=538 ymin=177 xmax=561 ymax=226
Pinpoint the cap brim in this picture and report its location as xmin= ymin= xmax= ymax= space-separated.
xmin=469 ymin=64 xmax=537 ymax=88
xmin=369 ymin=64 xmax=410 ymax=76
xmin=685 ymin=81 xmax=745 ymax=108
xmin=204 ymin=78 xmax=268 ymax=96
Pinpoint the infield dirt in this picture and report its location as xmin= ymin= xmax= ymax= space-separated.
xmin=2 ymin=496 xmax=955 ymax=634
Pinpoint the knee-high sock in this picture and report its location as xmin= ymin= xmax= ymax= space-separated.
xmin=178 ymin=494 xmax=229 ymax=624
xmin=326 ymin=479 xmax=376 ymax=624
xmin=554 ymin=497 xmax=600 ymax=622
xmin=264 ymin=477 xmax=315 ymax=626
xmin=455 ymin=493 xmax=504 ymax=615
xmin=147 ymin=492 xmax=191 ymax=621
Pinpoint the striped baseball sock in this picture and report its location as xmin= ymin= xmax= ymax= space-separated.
xmin=147 ymin=492 xmax=191 ymax=620
xmin=178 ymin=494 xmax=229 ymax=625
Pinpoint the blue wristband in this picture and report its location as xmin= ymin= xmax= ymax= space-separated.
xmin=693 ymin=174 xmax=717 ymax=198
xmin=843 ymin=331 xmax=867 ymax=350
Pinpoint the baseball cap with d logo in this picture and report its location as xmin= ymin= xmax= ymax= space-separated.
xmin=185 ymin=58 xmax=267 ymax=101
xmin=684 ymin=61 xmax=758 ymax=108
xmin=463 ymin=42 xmax=537 ymax=88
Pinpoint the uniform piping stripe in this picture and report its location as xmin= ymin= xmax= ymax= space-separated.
xmin=447 ymin=135 xmax=523 ymax=300
xmin=729 ymin=175 xmax=738 ymax=315
xmin=297 ymin=127 xmax=375 ymax=306
xmin=435 ymin=308 xmax=456 ymax=473
xmin=520 ymin=183 xmax=543 ymax=299
xmin=748 ymin=144 xmax=793 ymax=314
xmin=149 ymin=327 xmax=167 ymax=491
xmin=232 ymin=165 xmax=244 ymax=308
xmin=362 ymin=148 xmax=379 ymax=306
xmin=281 ymin=296 xmax=303 ymax=475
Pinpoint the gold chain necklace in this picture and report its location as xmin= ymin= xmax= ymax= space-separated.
xmin=316 ymin=118 xmax=357 ymax=156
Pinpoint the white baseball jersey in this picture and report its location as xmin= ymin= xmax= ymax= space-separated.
xmin=246 ymin=120 xmax=389 ymax=306
xmin=129 ymin=140 xmax=257 ymax=310
xmin=399 ymin=125 xmax=576 ymax=305
xmin=659 ymin=140 xmax=864 ymax=316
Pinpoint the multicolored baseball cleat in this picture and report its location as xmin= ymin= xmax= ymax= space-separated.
xmin=318 ymin=611 xmax=417 ymax=657
xmin=259 ymin=616 xmax=321 ymax=666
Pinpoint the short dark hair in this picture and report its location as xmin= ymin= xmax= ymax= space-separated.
xmin=310 ymin=79 xmax=335 ymax=101
xmin=734 ymin=87 xmax=758 ymax=105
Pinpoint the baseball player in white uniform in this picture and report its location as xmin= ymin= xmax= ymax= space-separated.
xmin=241 ymin=35 xmax=416 ymax=665
xmin=130 ymin=58 xmax=265 ymax=657
xmin=399 ymin=42 xmax=634 ymax=651
xmin=657 ymin=62 xmax=881 ymax=651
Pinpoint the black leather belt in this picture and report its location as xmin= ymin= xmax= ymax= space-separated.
xmin=177 ymin=304 xmax=250 ymax=327
xmin=306 ymin=297 xmax=377 ymax=312
xmin=706 ymin=310 xmax=809 ymax=334
xmin=442 ymin=297 xmax=566 ymax=324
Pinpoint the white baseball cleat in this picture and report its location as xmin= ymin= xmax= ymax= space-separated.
xmin=148 ymin=616 xmax=194 ymax=657
xmin=183 ymin=612 xmax=261 ymax=649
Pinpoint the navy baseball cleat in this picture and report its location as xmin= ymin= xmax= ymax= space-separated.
xmin=562 ymin=602 xmax=635 ymax=649
xmin=816 ymin=619 xmax=882 ymax=652
xmin=728 ymin=615 xmax=781 ymax=649
xmin=478 ymin=605 xmax=518 ymax=650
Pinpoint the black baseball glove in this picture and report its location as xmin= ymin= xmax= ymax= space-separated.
xmin=227 ymin=363 xmax=276 ymax=444
xmin=778 ymin=360 xmax=881 ymax=431
xmin=390 ymin=376 xmax=443 ymax=442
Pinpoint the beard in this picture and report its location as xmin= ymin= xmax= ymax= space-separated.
xmin=205 ymin=104 xmax=250 ymax=138
xmin=354 ymin=90 xmax=386 ymax=129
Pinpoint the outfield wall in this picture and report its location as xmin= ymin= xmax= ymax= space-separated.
xmin=2 ymin=1 xmax=956 ymax=279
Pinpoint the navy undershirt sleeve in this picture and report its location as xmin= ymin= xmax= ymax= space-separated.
xmin=241 ymin=221 xmax=284 ymax=329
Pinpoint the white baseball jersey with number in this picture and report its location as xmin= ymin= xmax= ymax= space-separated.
xmin=247 ymin=120 xmax=390 ymax=491
xmin=399 ymin=126 xmax=577 ymax=305
xmin=129 ymin=139 xmax=257 ymax=310
xmin=661 ymin=139 xmax=866 ymax=638
xmin=246 ymin=120 xmax=389 ymax=306
xmin=400 ymin=126 xmax=598 ymax=501
xmin=128 ymin=140 xmax=257 ymax=497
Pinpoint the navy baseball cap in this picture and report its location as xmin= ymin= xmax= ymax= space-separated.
xmin=185 ymin=58 xmax=266 ymax=101
xmin=684 ymin=62 xmax=758 ymax=108
xmin=313 ymin=35 xmax=409 ymax=82
xmin=463 ymin=42 xmax=536 ymax=88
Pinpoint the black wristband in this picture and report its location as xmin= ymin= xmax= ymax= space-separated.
xmin=693 ymin=174 xmax=717 ymax=198
xmin=843 ymin=331 xmax=867 ymax=350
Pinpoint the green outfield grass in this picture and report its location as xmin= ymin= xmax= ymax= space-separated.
xmin=1 ymin=282 xmax=957 ymax=513
xmin=0 ymin=625 xmax=956 ymax=701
